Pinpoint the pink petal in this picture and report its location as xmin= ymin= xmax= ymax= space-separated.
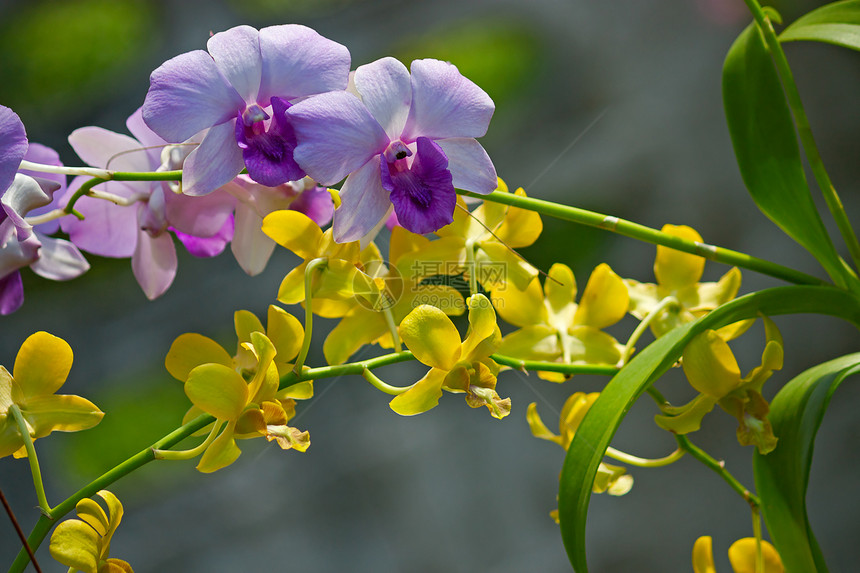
xmin=29 ymin=234 xmax=90 ymax=280
xmin=68 ymin=126 xmax=151 ymax=172
xmin=434 ymin=138 xmax=497 ymax=194
xmin=332 ymin=156 xmax=391 ymax=243
xmin=181 ymin=122 xmax=245 ymax=196
xmin=231 ymin=201 xmax=275 ymax=276
xmin=207 ymin=25 xmax=262 ymax=104
xmin=132 ymin=229 xmax=177 ymax=300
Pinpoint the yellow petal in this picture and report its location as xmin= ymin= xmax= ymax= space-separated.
xmin=434 ymin=196 xmax=472 ymax=239
xmin=165 ymin=333 xmax=232 ymax=382
xmin=682 ymin=330 xmax=742 ymax=399
xmin=389 ymin=225 xmax=431 ymax=265
xmin=653 ymin=393 xmax=718 ymax=434
xmin=692 ymin=536 xmax=717 ymax=573
xmin=101 ymin=558 xmax=135 ymax=573
xmin=696 ymin=267 xmax=742 ymax=310
xmin=323 ymin=310 xmax=387 ymax=365
xmin=49 ymin=519 xmax=100 ymax=573
xmin=267 ymin=305 xmax=304 ymax=363
xmin=525 ymin=402 xmax=563 ymax=446
xmin=96 ymin=490 xmax=123 ymax=553
xmin=476 ymin=241 xmax=538 ymax=292
xmin=13 ymin=331 xmax=73 ymax=400
xmin=496 ymin=187 xmax=543 ymax=248
xmin=261 ymin=210 xmax=323 ymax=259
xmin=233 ymin=310 xmax=265 ymax=372
xmin=461 ymin=294 xmax=499 ymax=360
xmin=654 ymin=224 xmax=705 ymax=290
xmin=565 ymin=327 xmax=624 ymax=366
xmin=277 ymin=264 xmax=306 ymax=305
xmin=74 ymin=498 xmax=109 ymax=537
xmin=389 ymin=369 xmax=446 ymax=416
xmin=544 ymin=263 xmax=577 ymax=318
xmin=399 ymin=305 xmax=462 ymax=369
xmin=494 ymin=275 xmax=547 ymax=328
xmin=727 ymin=538 xmax=784 ymax=573
xmin=498 ymin=325 xmax=561 ymax=362
xmin=624 ymin=279 xmax=661 ymax=320
xmin=592 ymin=461 xmax=632 ymax=495
xmin=559 ymin=392 xmax=600 ymax=446
xmin=573 ymin=264 xmax=629 ymax=329
xmin=22 ymin=394 xmax=104 ymax=438
xmin=196 ymin=422 xmax=242 ymax=473
xmin=185 ymin=364 xmax=249 ymax=421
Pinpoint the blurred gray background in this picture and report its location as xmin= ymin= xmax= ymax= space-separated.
xmin=1 ymin=0 xmax=858 ymax=571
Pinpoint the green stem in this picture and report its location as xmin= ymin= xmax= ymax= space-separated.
xmin=278 ymin=351 xmax=416 ymax=390
xmin=465 ymin=238 xmax=478 ymax=296
xmin=604 ymin=446 xmax=684 ymax=468
xmin=152 ymin=420 xmax=224 ymax=461
xmin=8 ymin=405 xmax=50 ymax=515
xmin=9 ymin=413 xmax=214 ymax=573
xmin=382 ymin=305 xmax=402 ymax=352
xmin=743 ymin=0 xmax=860 ymax=273
xmin=110 ymin=170 xmax=182 ymax=181
xmin=293 ymin=258 xmax=328 ymax=374
xmin=621 ymin=296 xmax=679 ymax=364
xmin=63 ymin=178 xmax=103 ymax=216
xmin=675 ymin=434 xmax=761 ymax=508
xmin=361 ymin=367 xmax=414 ymax=395
xmin=459 ymin=190 xmax=825 ymax=286
xmin=490 ymin=354 xmax=619 ymax=376
xmin=752 ymin=504 xmax=764 ymax=573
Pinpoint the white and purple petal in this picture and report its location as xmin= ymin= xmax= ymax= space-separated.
xmin=384 ymin=137 xmax=455 ymax=235
xmin=126 ymin=108 xmax=168 ymax=167
xmin=231 ymin=201 xmax=275 ymax=276
xmin=143 ymin=50 xmax=245 ymax=143
xmin=2 ymin=173 xmax=52 ymax=239
xmin=332 ymin=155 xmax=391 ymax=243
xmin=207 ymin=25 xmax=263 ymax=104
xmin=165 ymin=186 xmax=235 ymax=237
xmin=69 ymin=126 xmax=152 ymax=173
xmin=60 ymin=179 xmax=138 ymax=258
xmin=0 ymin=106 xmax=27 ymax=192
xmin=0 ymin=271 xmax=24 ymax=315
xmin=288 ymin=185 xmax=334 ymax=226
xmin=175 ymin=214 xmax=233 ymax=258
xmin=181 ymin=122 xmax=245 ymax=196
xmin=353 ymin=57 xmax=412 ymax=140
xmin=20 ymin=143 xmax=66 ymax=235
xmin=289 ymin=91 xmax=389 ymax=185
xmin=434 ymin=137 xmax=497 ymax=194
xmin=402 ymin=59 xmax=495 ymax=141
xmin=132 ymin=229 xmax=177 ymax=300
xmin=258 ymin=24 xmax=350 ymax=103
xmin=29 ymin=234 xmax=89 ymax=281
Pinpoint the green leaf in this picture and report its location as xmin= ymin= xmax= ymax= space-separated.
xmin=723 ymin=23 xmax=844 ymax=283
xmin=753 ymin=353 xmax=860 ymax=573
xmin=780 ymin=0 xmax=860 ymax=51
xmin=557 ymin=285 xmax=860 ymax=572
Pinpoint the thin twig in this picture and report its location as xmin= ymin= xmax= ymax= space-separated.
xmin=0 ymin=486 xmax=43 ymax=573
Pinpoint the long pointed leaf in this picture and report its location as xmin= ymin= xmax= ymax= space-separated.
xmin=557 ymin=285 xmax=860 ymax=572
xmin=753 ymin=353 xmax=860 ymax=573
xmin=723 ymin=23 xmax=844 ymax=283
xmin=780 ymin=0 xmax=860 ymax=51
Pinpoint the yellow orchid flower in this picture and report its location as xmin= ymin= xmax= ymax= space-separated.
xmin=323 ymin=225 xmax=465 ymax=365
xmin=496 ymin=262 xmax=629 ymax=381
xmin=626 ymin=224 xmax=745 ymax=339
xmin=655 ymin=316 xmax=782 ymax=454
xmin=164 ymin=306 xmax=311 ymax=472
xmin=0 ymin=332 xmax=103 ymax=459
xmin=527 ymin=392 xmax=633 ymax=500
xmin=49 ymin=490 xmax=134 ymax=573
xmin=410 ymin=178 xmax=543 ymax=293
xmin=390 ymin=293 xmax=510 ymax=419
xmin=261 ymin=209 xmax=364 ymax=318
xmin=693 ymin=536 xmax=784 ymax=573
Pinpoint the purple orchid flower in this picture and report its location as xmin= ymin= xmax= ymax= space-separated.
xmin=63 ymin=109 xmax=235 ymax=299
xmin=142 ymin=24 xmax=350 ymax=197
xmin=286 ymin=57 xmax=497 ymax=242
xmin=221 ymin=175 xmax=333 ymax=276
xmin=1 ymin=105 xmax=89 ymax=314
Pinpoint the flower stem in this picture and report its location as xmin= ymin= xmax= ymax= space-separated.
xmin=675 ymin=434 xmax=760 ymax=508
xmin=742 ymin=0 xmax=860 ymax=273
xmin=465 ymin=238 xmax=478 ymax=296
xmin=293 ymin=258 xmax=328 ymax=374
xmin=152 ymin=420 xmax=224 ymax=461
xmin=361 ymin=367 xmax=414 ymax=395
xmin=752 ymin=504 xmax=764 ymax=573
xmin=604 ymin=446 xmax=684 ymax=468
xmin=621 ymin=296 xmax=679 ymax=365
xmin=382 ymin=305 xmax=402 ymax=352
xmin=8 ymin=413 xmax=215 ymax=573
xmin=490 ymin=354 xmax=619 ymax=376
xmin=459 ymin=190 xmax=825 ymax=286
xmin=18 ymin=160 xmax=110 ymax=179
xmin=8 ymin=405 xmax=50 ymax=515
